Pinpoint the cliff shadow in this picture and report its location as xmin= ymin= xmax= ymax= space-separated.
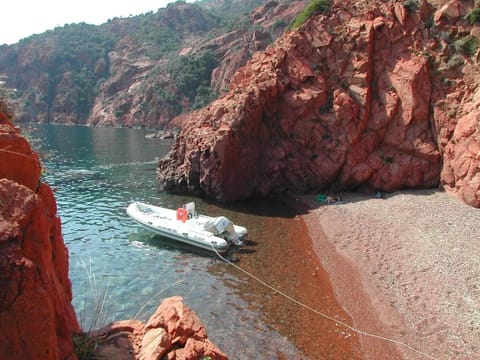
xmin=292 ymin=188 xmax=445 ymax=213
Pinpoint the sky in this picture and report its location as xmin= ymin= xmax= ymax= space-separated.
xmin=1 ymin=0 xmax=190 ymax=45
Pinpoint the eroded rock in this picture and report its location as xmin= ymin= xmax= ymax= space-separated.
xmin=92 ymin=296 xmax=228 ymax=360
xmin=0 ymin=114 xmax=80 ymax=360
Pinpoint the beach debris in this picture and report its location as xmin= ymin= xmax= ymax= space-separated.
xmin=316 ymin=193 xmax=341 ymax=205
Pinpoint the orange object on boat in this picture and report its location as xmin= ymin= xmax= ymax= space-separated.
xmin=176 ymin=207 xmax=188 ymax=222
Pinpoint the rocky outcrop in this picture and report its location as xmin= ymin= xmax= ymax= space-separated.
xmin=88 ymin=36 xmax=164 ymax=128
xmin=202 ymin=0 xmax=309 ymax=95
xmin=93 ymin=296 xmax=228 ymax=360
xmin=91 ymin=0 xmax=308 ymax=129
xmin=431 ymin=1 xmax=480 ymax=207
xmin=0 ymin=114 xmax=80 ymax=359
xmin=157 ymin=0 xmax=480 ymax=207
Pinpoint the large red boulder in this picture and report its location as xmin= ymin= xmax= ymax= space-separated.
xmin=158 ymin=3 xmax=442 ymax=202
xmin=440 ymin=107 xmax=480 ymax=207
xmin=0 ymin=113 xmax=41 ymax=191
xmin=0 ymin=114 xmax=80 ymax=360
xmin=158 ymin=1 xmax=479 ymax=207
xmin=93 ymin=296 xmax=228 ymax=360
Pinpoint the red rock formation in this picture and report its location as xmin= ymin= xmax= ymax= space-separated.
xmin=93 ymin=296 xmax=228 ymax=360
xmin=158 ymin=0 xmax=480 ymax=207
xmin=0 ymin=113 xmax=41 ymax=191
xmin=205 ymin=0 xmax=309 ymax=95
xmin=0 ymin=114 xmax=80 ymax=359
xmin=431 ymin=2 xmax=480 ymax=207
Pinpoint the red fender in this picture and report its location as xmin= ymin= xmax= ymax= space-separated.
xmin=176 ymin=208 xmax=187 ymax=223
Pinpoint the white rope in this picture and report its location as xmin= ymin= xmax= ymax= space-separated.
xmin=212 ymin=246 xmax=439 ymax=360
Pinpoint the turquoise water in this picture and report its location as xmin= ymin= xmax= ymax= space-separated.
xmin=27 ymin=124 xmax=307 ymax=359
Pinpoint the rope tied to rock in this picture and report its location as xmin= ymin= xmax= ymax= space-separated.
xmin=0 ymin=145 xmax=37 ymax=161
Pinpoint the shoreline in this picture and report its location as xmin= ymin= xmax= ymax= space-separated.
xmin=296 ymin=189 xmax=480 ymax=359
xmin=230 ymin=199 xmax=365 ymax=358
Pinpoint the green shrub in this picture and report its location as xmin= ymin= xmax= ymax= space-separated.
xmin=446 ymin=53 xmax=464 ymax=69
xmin=403 ymin=0 xmax=420 ymax=13
xmin=288 ymin=0 xmax=331 ymax=29
xmin=0 ymin=75 xmax=15 ymax=119
xmin=465 ymin=8 xmax=480 ymax=24
xmin=453 ymin=35 xmax=479 ymax=57
xmin=74 ymin=333 xmax=98 ymax=360
xmin=168 ymin=50 xmax=218 ymax=109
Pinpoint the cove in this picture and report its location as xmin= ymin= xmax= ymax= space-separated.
xmin=27 ymin=124 xmax=360 ymax=359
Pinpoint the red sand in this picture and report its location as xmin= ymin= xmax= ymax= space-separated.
xmin=298 ymin=190 xmax=480 ymax=359
xmin=233 ymin=210 xmax=365 ymax=358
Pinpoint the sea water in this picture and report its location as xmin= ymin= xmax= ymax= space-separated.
xmin=26 ymin=124 xmax=307 ymax=359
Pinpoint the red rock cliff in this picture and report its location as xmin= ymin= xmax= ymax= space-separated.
xmin=158 ymin=0 xmax=480 ymax=207
xmin=0 ymin=113 xmax=80 ymax=359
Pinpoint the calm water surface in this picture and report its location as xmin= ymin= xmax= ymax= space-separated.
xmin=27 ymin=124 xmax=308 ymax=359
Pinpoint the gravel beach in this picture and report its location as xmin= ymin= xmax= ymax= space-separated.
xmin=298 ymin=189 xmax=480 ymax=360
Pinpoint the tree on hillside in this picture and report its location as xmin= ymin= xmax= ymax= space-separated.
xmin=0 ymin=74 xmax=15 ymax=119
xmin=168 ymin=50 xmax=219 ymax=110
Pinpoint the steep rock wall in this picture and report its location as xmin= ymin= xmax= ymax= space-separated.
xmin=0 ymin=114 xmax=80 ymax=360
xmin=158 ymin=0 xmax=480 ymax=207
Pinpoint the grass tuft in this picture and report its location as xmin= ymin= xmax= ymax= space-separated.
xmin=73 ymin=333 xmax=99 ymax=360
xmin=465 ymin=8 xmax=480 ymax=25
xmin=288 ymin=0 xmax=331 ymax=30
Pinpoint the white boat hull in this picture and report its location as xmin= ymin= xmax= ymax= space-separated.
xmin=126 ymin=202 xmax=247 ymax=253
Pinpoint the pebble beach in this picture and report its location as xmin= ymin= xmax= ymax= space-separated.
xmin=298 ymin=189 xmax=480 ymax=359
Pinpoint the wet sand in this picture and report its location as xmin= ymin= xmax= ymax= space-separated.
xmin=230 ymin=200 xmax=364 ymax=359
xmin=296 ymin=190 xmax=480 ymax=359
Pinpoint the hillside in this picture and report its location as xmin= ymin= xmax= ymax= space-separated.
xmin=0 ymin=0 xmax=306 ymax=128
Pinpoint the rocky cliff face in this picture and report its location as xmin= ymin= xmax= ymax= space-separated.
xmin=197 ymin=0 xmax=309 ymax=95
xmin=0 ymin=113 xmax=80 ymax=359
xmin=90 ymin=0 xmax=307 ymax=128
xmin=158 ymin=0 xmax=480 ymax=207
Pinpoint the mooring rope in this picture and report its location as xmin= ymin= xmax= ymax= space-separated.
xmin=0 ymin=146 xmax=37 ymax=161
xmin=211 ymin=245 xmax=439 ymax=360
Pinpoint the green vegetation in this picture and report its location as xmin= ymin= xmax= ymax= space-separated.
xmin=465 ymin=8 xmax=480 ymax=25
xmin=168 ymin=50 xmax=219 ymax=110
xmin=134 ymin=15 xmax=181 ymax=58
xmin=0 ymin=74 xmax=15 ymax=119
xmin=288 ymin=0 xmax=331 ymax=29
xmin=383 ymin=156 xmax=394 ymax=164
xmin=446 ymin=53 xmax=464 ymax=69
xmin=453 ymin=35 xmax=479 ymax=57
xmin=403 ymin=0 xmax=420 ymax=13
xmin=24 ymin=23 xmax=120 ymax=121
xmin=192 ymin=85 xmax=218 ymax=110
xmin=1 ymin=0 xmax=280 ymax=124
xmin=74 ymin=259 xmax=112 ymax=360
xmin=73 ymin=333 xmax=98 ymax=360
